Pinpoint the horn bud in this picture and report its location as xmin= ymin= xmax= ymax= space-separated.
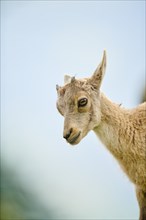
xmin=71 ymin=76 xmax=76 ymax=83
xmin=56 ymin=84 xmax=60 ymax=91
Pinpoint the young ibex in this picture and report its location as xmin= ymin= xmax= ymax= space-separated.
xmin=56 ymin=51 xmax=146 ymax=220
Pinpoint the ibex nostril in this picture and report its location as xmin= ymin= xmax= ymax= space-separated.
xmin=63 ymin=128 xmax=73 ymax=140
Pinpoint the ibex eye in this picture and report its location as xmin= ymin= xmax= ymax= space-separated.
xmin=78 ymin=98 xmax=88 ymax=107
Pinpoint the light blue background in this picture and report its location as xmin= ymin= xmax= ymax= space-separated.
xmin=1 ymin=1 xmax=145 ymax=219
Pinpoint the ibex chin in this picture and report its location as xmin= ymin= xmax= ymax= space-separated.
xmin=56 ymin=51 xmax=146 ymax=220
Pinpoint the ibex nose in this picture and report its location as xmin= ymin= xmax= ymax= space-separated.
xmin=63 ymin=128 xmax=73 ymax=140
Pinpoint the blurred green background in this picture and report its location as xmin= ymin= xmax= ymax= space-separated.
xmin=1 ymin=163 xmax=54 ymax=219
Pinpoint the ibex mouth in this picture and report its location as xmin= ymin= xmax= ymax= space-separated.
xmin=68 ymin=131 xmax=81 ymax=145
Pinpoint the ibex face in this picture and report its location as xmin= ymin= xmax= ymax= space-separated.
xmin=56 ymin=51 xmax=106 ymax=145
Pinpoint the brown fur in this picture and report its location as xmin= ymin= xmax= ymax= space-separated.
xmin=56 ymin=51 xmax=146 ymax=220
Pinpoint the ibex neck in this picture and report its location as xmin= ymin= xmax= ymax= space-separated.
xmin=93 ymin=93 xmax=129 ymax=159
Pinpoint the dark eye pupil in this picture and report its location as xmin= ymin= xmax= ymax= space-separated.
xmin=78 ymin=98 xmax=88 ymax=107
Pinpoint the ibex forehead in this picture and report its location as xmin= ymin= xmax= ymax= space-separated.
xmin=57 ymin=78 xmax=90 ymax=97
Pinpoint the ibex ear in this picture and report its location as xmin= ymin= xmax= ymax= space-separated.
xmin=89 ymin=50 xmax=106 ymax=90
xmin=64 ymin=75 xmax=72 ymax=85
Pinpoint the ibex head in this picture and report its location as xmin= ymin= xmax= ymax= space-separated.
xmin=56 ymin=51 xmax=106 ymax=145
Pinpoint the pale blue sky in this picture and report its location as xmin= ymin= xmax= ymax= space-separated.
xmin=1 ymin=1 xmax=145 ymax=219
